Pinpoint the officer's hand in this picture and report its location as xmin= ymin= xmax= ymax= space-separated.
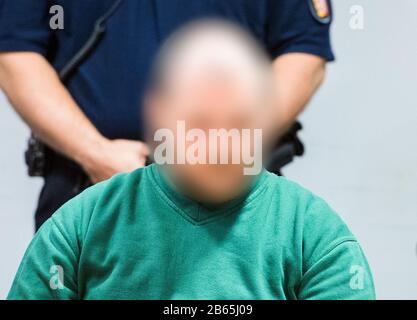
xmin=81 ymin=139 xmax=150 ymax=184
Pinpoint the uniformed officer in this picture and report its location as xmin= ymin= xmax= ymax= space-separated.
xmin=0 ymin=0 xmax=334 ymax=231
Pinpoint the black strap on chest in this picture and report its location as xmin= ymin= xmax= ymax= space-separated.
xmin=59 ymin=0 xmax=124 ymax=82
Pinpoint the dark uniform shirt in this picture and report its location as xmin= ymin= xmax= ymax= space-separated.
xmin=0 ymin=0 xmax=334 ymax=141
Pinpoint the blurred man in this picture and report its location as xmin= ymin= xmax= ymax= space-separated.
xmin=8 ymin=22 xmax=375 ymax=300
xmin=0 ymin=0 xmax=333 ymax=230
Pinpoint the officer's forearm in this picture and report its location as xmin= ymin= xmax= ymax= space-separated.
xmin=0 ymin=51 xmax=107 ymax=166
xmin=272 ymin=53 xmax=326 ymax=137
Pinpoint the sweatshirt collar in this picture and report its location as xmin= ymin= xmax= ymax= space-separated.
xmin=149 ymin=164 xmax=268 ymax=225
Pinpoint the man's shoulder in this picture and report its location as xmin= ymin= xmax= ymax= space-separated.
xmin=264 ymin=171 xmax=354 ymax=240
xmin=94 ymin=166 xmax=147 ymax=192
xmin=49 ymin=166 xmax=149 ymax=230
xmin=264 ymin=171 xmax=318 ymax=206
xmin=79 ymin=166 xmax=150 ymax=207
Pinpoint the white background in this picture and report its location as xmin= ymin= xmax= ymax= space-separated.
xmin=0 ymin=0 xmax=416 ymax=299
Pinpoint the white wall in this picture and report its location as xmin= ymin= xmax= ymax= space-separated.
xmin=0 ymin=0 xmax=416 ymax=299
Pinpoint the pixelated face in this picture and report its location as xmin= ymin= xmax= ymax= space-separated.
xmin=147 ymin=70 xmax=270 ymax=203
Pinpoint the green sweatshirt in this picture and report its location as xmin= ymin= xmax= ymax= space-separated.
xmin=8 ymin=164 xmax=375 ymax=300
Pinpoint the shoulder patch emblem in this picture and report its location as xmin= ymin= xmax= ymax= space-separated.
xmin=308 ymin=0 xmax=331 ymax=24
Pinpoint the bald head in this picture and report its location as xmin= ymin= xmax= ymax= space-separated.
xmin=149 ymin=19 xmax=274 ymax=103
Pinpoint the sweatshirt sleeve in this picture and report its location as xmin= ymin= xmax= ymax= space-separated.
xmin=266 ymin=0 xmax=335 ymax=61
xmin=297 ymin=198 xmax=376 ymax=300
xmin=7 ymin=197 xmax=83 ymax=300
xmin=298 ymin=239 xmax=376 ymax=300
